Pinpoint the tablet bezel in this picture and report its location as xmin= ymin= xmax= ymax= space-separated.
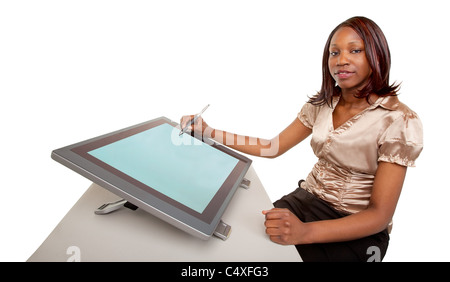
xmin=51 ymin=117 xmax=252 ymax=240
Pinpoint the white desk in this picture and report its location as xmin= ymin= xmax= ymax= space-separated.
xmin=28 ymin=166 xmax=301 ymax=262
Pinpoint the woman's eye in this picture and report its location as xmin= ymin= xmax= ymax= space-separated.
xmin=330 ymin=51 xmax=338 ymax=56
xmin=351 ymin=49 xmax=362 ymax=54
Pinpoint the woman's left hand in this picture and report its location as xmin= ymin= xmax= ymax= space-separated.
xmin=262 ymin=208 xmax=306 ymax=245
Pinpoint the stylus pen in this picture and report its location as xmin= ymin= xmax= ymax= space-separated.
xmin=179 ymin=104 xmax=210 ymax=136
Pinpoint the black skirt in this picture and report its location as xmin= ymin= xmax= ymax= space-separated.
xmin=273 ymin=180 xmax=389 ymax=262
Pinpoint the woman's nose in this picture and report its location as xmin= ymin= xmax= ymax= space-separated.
xmin=337 ymin=52 xmax=350 ymax=66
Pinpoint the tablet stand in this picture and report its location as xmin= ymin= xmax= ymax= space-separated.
xmin=93 ymin=178 xmax=251 ymax=240
xmin=94 ymin=199 xmax=138 ymax=215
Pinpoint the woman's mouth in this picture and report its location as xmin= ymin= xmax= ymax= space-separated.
xmin=335 ymin=70 xmax=355 ymax=79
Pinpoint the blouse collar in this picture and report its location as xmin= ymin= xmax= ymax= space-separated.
xmin=377 ymin=95 xmax=400 ymax=111
xmin=332 ymin=94 xmax=400 ymax=111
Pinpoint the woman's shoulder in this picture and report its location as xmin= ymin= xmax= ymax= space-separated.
xmin=298 ymin=101 xmax=327 ymax=129
xmin=378 ymin=95 xmax=420 ymax=120
xmin=397 ymin=101 xmax=420 ymax=120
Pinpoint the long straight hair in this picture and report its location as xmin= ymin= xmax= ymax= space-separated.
xmin=309 ymin=16 xmax=400 ymax=107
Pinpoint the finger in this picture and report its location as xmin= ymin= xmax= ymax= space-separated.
xmin=269 ymin=235 xmax=289 ymax=245
xmin=269 ymin=235 xmax=281 ymax=243
xmin=263 ymin=209 xmax=291 ymax=220
xmin=265 ymin=226 xmax=283 ymax=236
xmin=180 ymin=115 xmax=195 ymax=129
xmin=264 ymin=219 xmax=286 ymax=229
xmin=266 ymin=225 xmax=292 ymax=245
xmin=180 ymin=116 xmax=188 ymax=128
xmin=262 ymin=208 xmax=290 ymax=215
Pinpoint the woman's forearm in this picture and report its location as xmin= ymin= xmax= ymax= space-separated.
xmin=208 ymin=128 xmax=280 ymax=158
xmin=300 ymin=207 xmax=390 ymax=244
xmin=202 ymin=118 xmax=311 ymax=158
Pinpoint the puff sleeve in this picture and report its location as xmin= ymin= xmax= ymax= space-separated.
xmin=297 ymin=102 xmax=320 ymax=129
xmin=378 ymin=109 xmax=423 ymax=167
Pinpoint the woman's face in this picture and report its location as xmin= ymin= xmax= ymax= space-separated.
xmin=328 ymin=27 xmax=372 ymax=94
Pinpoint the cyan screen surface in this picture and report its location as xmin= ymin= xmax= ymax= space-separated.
xmin=88 ymin=123 xmax=239 ymax=213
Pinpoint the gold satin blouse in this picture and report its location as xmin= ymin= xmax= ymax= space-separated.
xmin=298 ymin=95 xmax=423 ymax=216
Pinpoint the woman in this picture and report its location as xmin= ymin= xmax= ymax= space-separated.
xmin=181 ymin=16 xmax=423 ymax=262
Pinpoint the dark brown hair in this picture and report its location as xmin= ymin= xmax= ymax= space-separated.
xmin=309 ymin=16 xmax=400 ymax=107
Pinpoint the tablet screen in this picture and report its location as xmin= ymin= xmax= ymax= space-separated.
xmin=53 ymin=117 xmax=251 ymax=239
xmin=87 ymin=123 xmax=239 ymax=214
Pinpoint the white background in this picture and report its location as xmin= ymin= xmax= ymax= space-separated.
xmin=1 ymin=0 xmax=448 ymax=262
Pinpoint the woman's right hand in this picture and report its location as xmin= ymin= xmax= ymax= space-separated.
xmin=180 ymin=115 xmax=212 ymax=136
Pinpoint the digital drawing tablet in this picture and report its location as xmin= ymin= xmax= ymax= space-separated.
xmin=51 ymin=117 xmax=252 ymax=240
